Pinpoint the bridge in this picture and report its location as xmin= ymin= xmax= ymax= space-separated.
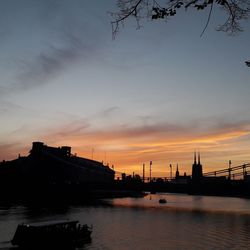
xmin=203 ymin=162 xmax=250 ymax=180
xmin=115 ymin=162 xmax=250 ymax=182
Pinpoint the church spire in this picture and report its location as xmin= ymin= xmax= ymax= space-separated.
xmin=175 ymin=163 xmax=179 ymax=179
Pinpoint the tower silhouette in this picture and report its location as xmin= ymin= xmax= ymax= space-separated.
xmin=175 ymin=163 xmax=179 ymax=179
xmin=192 ymin=152 xmax=203 ymax=182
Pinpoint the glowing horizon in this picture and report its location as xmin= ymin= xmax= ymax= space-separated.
xmin=1 ymin=118 xmax=250 ymax=178
xmin=0 ymin=1 xmax=249 ymax=177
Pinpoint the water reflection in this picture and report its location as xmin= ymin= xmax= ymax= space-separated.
xmin=1 ymin=193 xmax=250 ymax=250
xmin=110 ymin=193 xmax=250 ymax=215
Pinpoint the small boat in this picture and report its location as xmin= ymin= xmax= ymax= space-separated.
xmin=11 ymin=220 xmax=92 ymax=248
xmin=159 ymin=198 xmax=167 ymax=204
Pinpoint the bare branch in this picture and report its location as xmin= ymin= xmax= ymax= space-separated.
xmin=110 ymin=0 xmax=145 ymax=39
xmin=110 ymin=0 xmax=250 ymax=38
xmin=112 ymin=0 xmax=143 ymax=24
xmin=200 ymin=1 xmax=214 ymax=37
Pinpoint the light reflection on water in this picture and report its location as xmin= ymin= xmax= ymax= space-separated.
xmin=1 ymin=193 xmax=250 ymax=250
xmin=111 ymin=193 xmax=250 ymax=214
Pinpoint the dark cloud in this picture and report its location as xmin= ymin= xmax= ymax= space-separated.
xmin=0 ymin=0 xmax=105 ymax=97
xmin=40 ymin=115 xmax=250 ymax=146
xmin=42 ymin=118 xmax=197 ymax=143
xmin=102 ymin=123 xmax=191 ymax=139
xmin=198 ymin=118 xmax=250 ymax=138
xmin=0 ymin=100 xmax=24 ymax=114
xmin=14 ymin=31 xmax=97 ymax=92
xmin=94 ymin=106 xmax=121 ymax=119
xmin=44 ymin=118 xmax=90 ymax=138
xmin=0 ymin=86 xmax=8 ymax=98
xmin=2 ymin=116 xmax=250 ymax=162
xmin=212 ymin=119 xmax=250 ymax=132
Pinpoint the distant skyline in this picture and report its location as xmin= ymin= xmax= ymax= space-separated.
xmin=0 ymin=0 xmax=250 ymax=177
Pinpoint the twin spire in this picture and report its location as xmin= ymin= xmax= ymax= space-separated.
xmin=192 ymin=150 xmax=203 ymax=180
xmin=194 ymin=151 xmax=201 ymax=165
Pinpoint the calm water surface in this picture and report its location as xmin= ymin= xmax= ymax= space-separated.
xmin=1 ymin=193 xmax=250 ymax=250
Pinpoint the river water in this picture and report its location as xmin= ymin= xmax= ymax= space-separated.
xmin=1 ymin=193 xmax=250 ymax=249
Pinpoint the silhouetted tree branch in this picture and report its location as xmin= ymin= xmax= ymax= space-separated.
xmin=110 ymin=0 xmax=250 ymax=65
xmin=111 ymin=0 xmax=250 ymax=36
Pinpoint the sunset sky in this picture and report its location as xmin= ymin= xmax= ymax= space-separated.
xmin=0 ymin=0 xmax=250 ymax=177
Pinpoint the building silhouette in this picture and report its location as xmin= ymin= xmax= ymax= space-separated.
xmin=174 ymin=164 xmax=191 ymax=184
xmin=175 ymin=164 xmax=179 ymax=179
xmin=0 ymin=142 xmax=115 ymax=187
xmin=192 ymin=152 xmax=203 ymax=182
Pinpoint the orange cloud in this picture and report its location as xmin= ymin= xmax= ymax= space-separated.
xmin=38 ymin=119 xmax=250 ymax=176
xmin=2 ymin=118 xmax=250 ymax=178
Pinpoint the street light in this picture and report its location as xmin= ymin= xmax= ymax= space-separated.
xmin=150 ymin=161 xmax=152 ymax=182
xmin=170 ymin=164 xmax=172 ymax=180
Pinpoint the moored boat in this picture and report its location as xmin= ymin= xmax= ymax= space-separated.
xmin=159 ymin=198 xmax=167 ymax=204
xmin=11 ymin=220 xmax=92 ymax=248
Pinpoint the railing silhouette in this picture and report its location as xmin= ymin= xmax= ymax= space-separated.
xmin=115 ymin=163 xmax=250 ymax=182
xmin=203 ymin=163 xmax=250 ymax=180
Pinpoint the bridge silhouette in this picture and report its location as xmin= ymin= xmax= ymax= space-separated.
xmin=115 ymin=162 xmax=250 ymax=182
xmin=203 ymin=163 xmax=250 ymax=180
